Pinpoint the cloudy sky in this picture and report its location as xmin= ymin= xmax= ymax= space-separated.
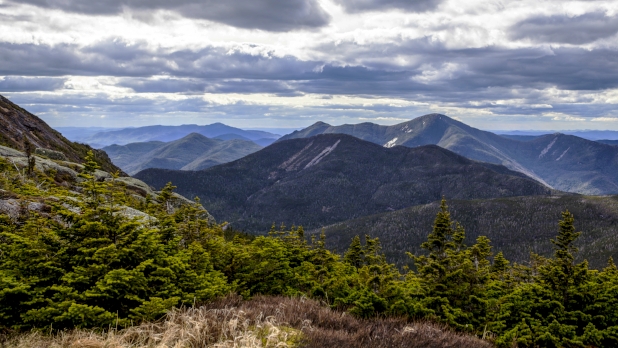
xmin=1 ymin=0 xmax=618 ymax=130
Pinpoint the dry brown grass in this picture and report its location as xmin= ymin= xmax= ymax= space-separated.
xmin=1 ymin=296 xmax=492 ymax=348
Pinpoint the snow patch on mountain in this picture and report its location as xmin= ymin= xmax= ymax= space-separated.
xmin=384 ymin=138 xmax=398 ymax=148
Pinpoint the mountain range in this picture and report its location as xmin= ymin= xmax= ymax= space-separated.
xmin=278 ymin=114 xmax=618 ymax=195
xmin=77 ymin=123 xmax=280 ymax=147
xmin=103 ymin=133 xmax=263 ymax=175
xmin=0 ymin=94 xmax=121 ymax=173
xmin=135 ymin=134 xmax=551 ymax=232
xmin=497 ymin=130 xmax=618 ymax=140
xmin=3 ymin=94 xmax=618 ymax=270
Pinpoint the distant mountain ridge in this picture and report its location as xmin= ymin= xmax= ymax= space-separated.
xmin=598 ymin=140 xmax=618 ymax=146
xmin=0 ymin=95 xmax=122 ymax=173
xmin=279 ymin=114 xmax=618 ymax=195
xmin=135 ymin=134 xmax=551 ymax=233
xmin=498 ymin=130 xmax=618 ymax=141
xmin=81 ymin=123 xmax=280 ymax=147
xmin=103 ymin=133 xmax=263 ymax=175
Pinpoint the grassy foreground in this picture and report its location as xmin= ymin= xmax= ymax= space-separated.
xmin=1 ymin=296 xmax=491 ymax=348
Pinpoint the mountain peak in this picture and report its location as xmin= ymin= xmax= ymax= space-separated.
xmin=311 ymin=121 xmax=331 ymax=126
xmin=181 ymin=132 xmax=211 ymax=140
xmin=413 ymin=113 xmax=456 ymax=124
xmin=419 ymin=113 xmax=449 ymax=118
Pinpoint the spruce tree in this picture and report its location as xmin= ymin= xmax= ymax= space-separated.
xmin=344 ymin=235 xmax=363 ymax=268
xmin=540 ymin=210 xmax=588 ymax=304
xmin=158 ymin=182 xmax=177 ymax=214
xmin=78 ymin=150 xmax=106 ymax=207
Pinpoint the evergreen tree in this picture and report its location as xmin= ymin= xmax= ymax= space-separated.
xmin=409 ymin=198 xmax=493 ymax=330
xmin=78 ymin=151 xmax=107 ymax=208
xmin=158 ymin=182 xmax=177 ymax=214
xmin=23 ymin=137 xmax=36 ymax=176
xmin=343 ymin=235 xmax=363 ymax=268
xmin=540 ymin=210 xmax=588 ymax=304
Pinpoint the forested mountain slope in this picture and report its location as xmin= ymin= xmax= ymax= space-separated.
xmin=279 ymin=114 xmax=618 ymax=194
xmin=316 ymin=194 xmax=618 ymax=269
xmin=135 ymin=134 xmax=551 ymax=232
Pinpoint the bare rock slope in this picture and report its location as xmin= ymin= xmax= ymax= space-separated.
xmin=0 ymin=94 xmax=121 ymax=174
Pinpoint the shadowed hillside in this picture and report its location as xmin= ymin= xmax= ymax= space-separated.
xmin=316 ymin=194 xmax=618 ymax=269
xmin=135 ymin=134 xmax=551 ymax=232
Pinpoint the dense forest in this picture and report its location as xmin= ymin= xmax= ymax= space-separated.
xmin=318 ymin=195 xmax=618 ymax=269
xmin=3 ymin=152 xmax=618 ymax=347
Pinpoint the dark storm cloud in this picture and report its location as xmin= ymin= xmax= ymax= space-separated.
xmin=118 ymin=78 xmax=303 ymax=96
xmin=6 ymin=93 xmax=215 ymax=114
xmin=4 ymin=92 xmax=288 ymax=125
xmin=510 ymin=12 xmax=618 ymax=44
xmin=315 ymin=37 xmax=618 ymax=92
xmin=2 ymin=36 xmax=618 ymax=106
xmin=0 ymin=40 xmax=321 ymax=79
xmin=0 ymin=76 xmax=67 ymax=92
xmin=0 ymin=41 xmax=160 ymax=77
xmin=10 ymin=0 xmax=330 ymax=31
xmin=452 ymin=47 xmax=618 ymax=91
xmin=335 ymin=0 xmax=443 ymax=13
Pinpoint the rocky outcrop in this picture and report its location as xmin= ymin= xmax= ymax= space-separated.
xmin=0 ymin=94 xmax=123 ymax=174
xmin=114 ymin=206 xmax=157 ymax=222
xmin=113 ymin=177 xmax=157 ymax=197
xmin=0 ymin=146 xmax=216 ymax=225
xmin=35 ymin=148 xmax=67 ymax=161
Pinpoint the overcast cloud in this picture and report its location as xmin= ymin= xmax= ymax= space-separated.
xmin=335 ymin=0 xmax=444 ymax=13
xmin=1 ymin=0 xmax=618 ymax=130
xmin=9 ymin=0 xmax=330 ymax=31
xmin=510 ymin=12 xmax=618 ymax=44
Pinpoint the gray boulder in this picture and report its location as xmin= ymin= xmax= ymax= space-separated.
xmin=35 ymin=148 xmax=67 ymax=161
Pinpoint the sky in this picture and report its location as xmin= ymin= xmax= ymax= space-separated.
xmin=1 ymin=0 xmax=618 ymax=131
